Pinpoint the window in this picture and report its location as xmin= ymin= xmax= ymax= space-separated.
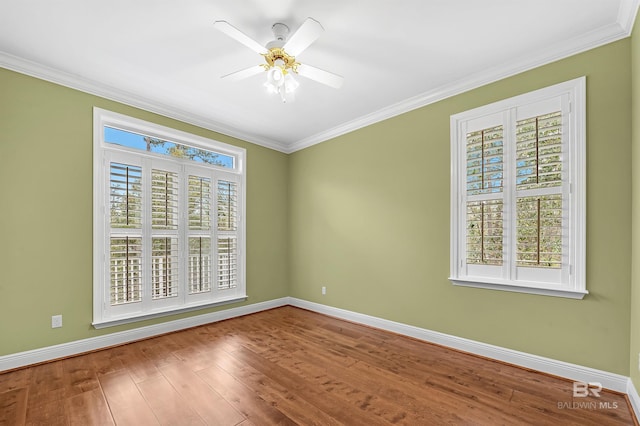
xmin=449 ymin=77 xmax=586 ymax=299
xmin=93 ymin=108 xmax=246 ymax=327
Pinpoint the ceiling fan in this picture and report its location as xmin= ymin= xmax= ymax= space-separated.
xmin=213 ymin=18 xmax=344 ymax=103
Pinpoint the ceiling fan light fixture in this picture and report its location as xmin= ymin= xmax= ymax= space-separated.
xmin=264 ymin=58 xmax=298 ymax=102
xmin=264 ymin=82 xmax=279 ymax=94
xmin=265 ymin=66 xmax=284 ymax=93
xmin=215 ymin=17 xmax=344 ymax=102
xmin=267 ymin=67 xmax=284 ymax=84
xmin=264 ymin=66 xmax=298 ymax=102
xmin=284 ymin=73 xmax=299 ymax=93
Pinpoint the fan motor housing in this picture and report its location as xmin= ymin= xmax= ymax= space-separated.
xmin=262 ymin=47 xmax=299 ymax=73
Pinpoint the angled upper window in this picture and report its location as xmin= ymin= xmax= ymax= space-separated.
xmin=449 ymin=77 xmax=586 ymax=299
xmin=93 ymin=108 xmax=246 ymax=328
xmin=104 ymin=126 xmax=236 ymax=168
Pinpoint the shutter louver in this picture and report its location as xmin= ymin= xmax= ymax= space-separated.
xmin=151 ymin=237 xmax=179 ymax=299
xmin=188 ymin=176 xmax=211 ymax=230
xmin=516 ymin=195 xmax=562 ymax=268
xmin=466 ymin=125 xmax=504 ymax=266
xmin=110 ymin=236 xmax=142 ymax=305
xmin=217 ymin=236 xmax=237 ymax=290
xmin=466 ymin=126 xmax=503 ymax=195
xmin=515 ymin=111 xmax=563 ymax=269
xmin=189 ymin=237 xmax=211 ymax=294
xmin=110 ymin=163 xmax=142 ymax=228
xmin=151 ymin=170 xmax=179 ymax=230
xmin=516 ymin=112 xmax=562 ymax=190
xmin=217 ymin=180 xmax=238 ymax=231
xmin=188 ymin=175 xmax=213 ymax=294
xmin=109 ymin=162 xmax=143 ymax=305
xmin=466 ymin=200 xmax=503 ymax=265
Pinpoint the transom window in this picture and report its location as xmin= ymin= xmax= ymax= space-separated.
xmin=93 ymin=108 xmax=246 ymax=327
xmin=104 ymin=126 xmax=236 ymax=168
xmin=449 ymin=78 xmax=586 ymax=299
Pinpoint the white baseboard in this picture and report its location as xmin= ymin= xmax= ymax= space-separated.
xmin=0 ymin=297 xmax=289 ymax=372
xmin=288 ymin=297 xmax=631 ymax=394
xmin=627 ymin=378 xmax=640 ymax=421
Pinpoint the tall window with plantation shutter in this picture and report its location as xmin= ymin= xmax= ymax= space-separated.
xmin=109 ymin=163 xmax=143 ymax=305
xmin=450 ymin=78 xmax=586 ymax=299
xmin=188 ymin=175 xmax=212 ymax=295
xmin=93 ymin=108 xmax=246 ymax=327
xmin=466 ymin=125 xmax=504 ymax=267
xmin=217 ymin=180 xmax=239 ymax=290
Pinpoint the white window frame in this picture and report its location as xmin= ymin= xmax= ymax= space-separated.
xmin=93 ymin=108 xmax=247 ymax=328
xmin=449 ymin=77 xmax=586 ymax=299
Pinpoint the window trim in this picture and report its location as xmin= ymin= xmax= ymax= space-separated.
xmin=449 ymin=77 xmax=586 ymax=299
xmin=93 ymin=108 xmax=247 ymax=328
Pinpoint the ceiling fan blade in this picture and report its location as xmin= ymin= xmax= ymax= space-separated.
xmin=213 ymin=20 xmax=269 ymax=55
xmin=296 ymin=63 xmax=343 ymax=89
xmin=283 ymin=17 xmax=324 ymax=57
xmin=221 ymin=65 xmax=265 ymax=81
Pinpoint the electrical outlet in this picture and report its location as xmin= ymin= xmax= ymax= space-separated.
xmin=322 ymin=286 xmax=326 ymax=295
xmin=51 ymin=315 xmax=62 ymax=329
xmin=638 ymin=353 xmax=640 ymax=372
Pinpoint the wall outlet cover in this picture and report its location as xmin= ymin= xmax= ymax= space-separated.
xmin=51 ymin=315 xmax=63 ymax=328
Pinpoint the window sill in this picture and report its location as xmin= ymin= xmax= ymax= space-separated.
xmin=450 ymin=278 xmax=587 ymax=300
xmin=92 ymin=295 xmax=248 ymax=329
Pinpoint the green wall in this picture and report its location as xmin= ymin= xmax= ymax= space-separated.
xmin=0 ymin=34 xmax=636 ymax=379
xmin=630 ymin=9 xmax=640 ymax=392
xmin=0 ymin=68 xmax=290 ymax=356
xmin=289 ymin=40 xmax=632 ymax=374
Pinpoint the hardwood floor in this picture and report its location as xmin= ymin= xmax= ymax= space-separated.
xmin=0 ymin=306 xmax=636 ymax=425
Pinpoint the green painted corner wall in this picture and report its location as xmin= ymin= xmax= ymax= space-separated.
xmin=289 ymin=40 xmax=632 ymax=374
xmin=0 ymin=32 xmax=636 ymax=379
xmin=0 ymin=68 xmax=290 ymax=356
xmin=630 ymin=8 xmax=640 ymax=392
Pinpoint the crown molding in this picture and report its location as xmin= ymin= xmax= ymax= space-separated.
xmin=287 ymin=4 xmax=639 ymax=153
xmin=618 ymin=0 xmax=640 ymax=33
xmin=2 ymin=0 xmax=638 ymax=156
xmin=0 ymin=52 xmax=291 ymax=153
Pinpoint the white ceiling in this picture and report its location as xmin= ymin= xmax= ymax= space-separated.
xmin=1 ymin=1 xmax=638 ymax=153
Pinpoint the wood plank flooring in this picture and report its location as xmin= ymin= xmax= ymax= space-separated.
xmin=0 ymin=306 xmax=636 ymax=425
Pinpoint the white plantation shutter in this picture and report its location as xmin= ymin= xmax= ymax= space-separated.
xmin=450 ymin=78 xmax=586 ymax=299
xmin=109 ymin=163 xmax=143 ymax=306
xmin=109 ymin=236 xmax=142 ymax=304
xmin=465 ymin=124 xmax=504 ymax=267
xmin=217 ymin=180 xmax=239 ymax=290
xmin=110 ymin=163 xmax=142 ymax=228
xmin=515 ymin=112 xmax=563 ymax=190
xmin=94 ymin=108 xmax=246 ymax=326
xmin=516 ymin=195 xmax=562 ymax=268
xmin=466 ymin=125 xmax=504 ymax=196
xmin=151 ymin=169 xmax=179 ymax=300
xmin=188 ymin=174 xmax=212 ymax=295
xmin=217 ymin=236 xmax=237 ymax=289
xmin=515 ymin=111 xmax=564 ymax=271
xmin=188 ymin=237 xmax=211 ymax=294
xmin=217 ymin=180 xmax=238 ymax=231
xmin=466 ymin=199 xmax=503 ymax=265
xmin=151 ymin=170 xmax=179 ymax=230
xmin=188 ymin=175 xmax=211 ymax=230
xmin=151 ymin=237 xmax=179 ymax=299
